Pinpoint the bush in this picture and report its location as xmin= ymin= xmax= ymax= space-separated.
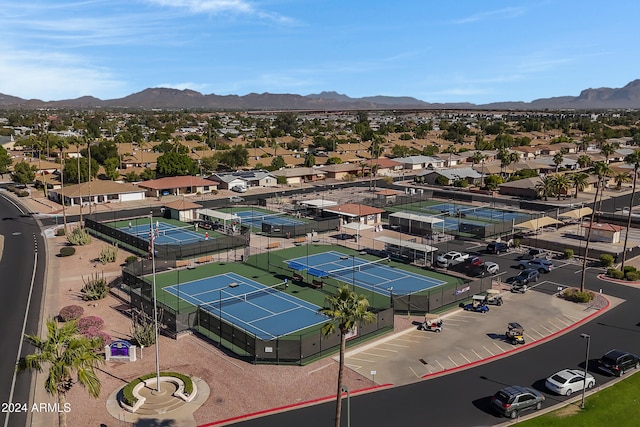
xmin=67 ymin=226 xmax=92 ymax=246
xmin=125 ymin=255 xmax=138 ymax=264
xmin=59 ymin=246 xmax=76 ymax=257
xmin=55 ymin=227 xmax=66 ymax=236
xmin=59 ymin=305 xmax=84 ymax=322
xmin=81 ymin=272 xmax=108 ymax=300
xmin=562 ymin=288 xmax=595 ymax=303
xmin=18 ymin=190 xmax=29 ymax=197
xmin=563 ymin=248 xmax=574 ymax=259
xmin=99 ymin=243 xmax=118 ymax=264
xmin=122 ymin=372 xmax=193 ymax=407
xmin=625 ymin=271 xmax=640 ymax=281
xmin=600 ymin=254 xmax=615 ymax=267
xmin=77 ymin=316 xmax=105 ymax=333
xmin=623 ymin=265 xmax=637 ymax=274
xmin=607 ymin=268 xmax=625 ymax=279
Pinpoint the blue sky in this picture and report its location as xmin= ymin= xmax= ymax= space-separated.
xmin=1 ymin=1 xmax=639 ymax=104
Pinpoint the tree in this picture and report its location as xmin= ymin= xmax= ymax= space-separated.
xmin=270 ymin=156 xmax=286 ymax=170
xmin=0 ymin=145 xmax=12 ymax=177
xmin=600 ymin=142 xmax=617 ymax=164
xmin=51 ymin=137 xmax=70 ymax=234
xmin=483 ymin=174 xmax=503 ymax=190
xmin=12 ymin=161 xmax=36 ymax=184
xmin=551 ymin=174 xmax=572 ymax=200
xmin=17 ymin=319 xmax=104 ymax=427
xmin=577 ymin=154 xmax=592 ymax=169
xmin=320 ymin=286 xmax=375 ymax=427
xmin=63 ymin=157 xmax=99 ymax=184
xmin=103 ymin=157 xmax=120 ymax=181
xmin=156 ymin=152 xmax=197 ymax=176
xmin=535 ymin=176 xmax=555 ymax=201
xmin=621 ymin=150 xmax=640 ymax=269
xmin=303 ymin=153 xmax=315 ymax=167
xmin=552 ymin=152 xmax=564 ymax=173
xmin=570 ymin=172 xmax=590 ymax=198
xmin=326 ymin=157 xmax=342 ymax=165
xmin=612 ymin=171 xmax=631 ymax=190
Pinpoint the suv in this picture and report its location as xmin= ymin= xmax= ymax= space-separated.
xmin=487 ymin=241 xmax=509 ymax=254
xmin=518 ymin=258 xmax=553 ymax=273
xmin=598 ymin=349 xmax=640 ymax=377
xmin=518 ymin=248 xmax=548 ymax=261
xmin=491 ymin=386 xmax=545 ymax=419
xmin=229 ymin=196 xmax=245 ymax=203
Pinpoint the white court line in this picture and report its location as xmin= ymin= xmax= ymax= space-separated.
xmin=448 ymin=356 xmax=459 ymax=367
xmin=483 ymin=346 xmax=495 ymax=356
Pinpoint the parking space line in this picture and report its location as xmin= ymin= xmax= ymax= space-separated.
xmin=472 ymin=349 xmax=483 ymax=360
xmin=448 ymin=356 xmax=459 ymax=367
xmin=382 ymin=342 xmax=410 ymax=348
xmin=483 ymin=346 xmax=495 ymax=356
xmin=361 ymin=352 xmax=389 ymax=358
xmin=524 ymin=333 xmax=535 ymax=341
xmin=345 ymin=363 xmax=362 ymax=370
xmin=459 ymin=353 xmax=471 ymax=364
xmin=530 ymin=328 xmax=546 ymax=337
xmin=493 ymin=342 xmax=507 ymax=353
xmin=408 ymin=366 xmax=422 ymax=378
xmin=548 ymin=319 xmax=564 ymax=328
xmin=553 ymin=317 xmax=571 ymax=326
xmin=372 ymin=348 xmax=399 ymax=353
xmin=538 ymin=324 xmax=554 ymax=334
xmin=347 ymin=356 xmax=375 ymax=363
xmin=563 ymin=313 xmax=579 ymax=322
xmin=435 ymin=360 xmax=445 ymax=370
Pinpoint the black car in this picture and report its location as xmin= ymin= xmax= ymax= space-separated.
xmin=333 ymin=233 xmax=355 ymax=240
xmin=491 ymin=385 xmax=545 ymax=419
xmin=598 ymin=349 xmax=640 ymax=377
xmin=487 ymin=241 xmax=509 ymax=254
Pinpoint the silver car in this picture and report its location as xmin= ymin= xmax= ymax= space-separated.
xmin=545 ymin=369 xmax=595 ymax=396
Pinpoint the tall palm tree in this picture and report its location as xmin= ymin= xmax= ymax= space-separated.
xmin=18 ymin=319 xmax=104 ymax=427
xmin=552 ymin=152 xmax=564 ymax=173
xmin=580 ymin=161 xmax=611 ymax=292
xmin=471 ymin=151 xmax=487 ymax=187
xmin=551 ymin=174 xmax=572 ymax=200
xmin=621 ymin=150 xmax=640 ymax=269
xmin=321 ymin=286 xmax=375 ymax=427
xmin=570 ymin=172 xmax=590 ymax=198
xmin=600 ymin=142 xmax=617 ymax=164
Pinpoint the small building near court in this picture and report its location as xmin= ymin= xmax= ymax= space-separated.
xmin=163 ymin=199 xmax=203 ymax=222
xmin=581 ymin=222 xmax=622 ymax=243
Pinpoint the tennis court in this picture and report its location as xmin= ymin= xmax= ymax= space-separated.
xmin=286 ymin=251 xmax=445 ymax=295
xmin=235 ymin=210 xmax=305 ymax=228
xmin=163 ymin=272 xmax=327 ymax=340
xmin=423 ymin=203 xmax=529 ymax=223
xmin=120 ymin=221 xmax=206 ymax=245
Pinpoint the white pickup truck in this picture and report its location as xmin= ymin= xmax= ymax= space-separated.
xmin=436 ymin=251 xmax=469 ymax=268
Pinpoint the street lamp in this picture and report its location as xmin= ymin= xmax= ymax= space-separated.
xmin=149 ymin=212 xmax=161 ymax=392
xmin=219 ymin=282 xmax=240 ymax=345
xmin=341 ymin=385 xmax=351 ymax=427
xmin=580 ymin=333 xmax=591 ymax=409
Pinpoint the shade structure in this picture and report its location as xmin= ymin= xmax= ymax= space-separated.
xmin=514 ymin=216 xmax=563 ymax=231
xmin=558 ymin=207 xmax=593 ymax=219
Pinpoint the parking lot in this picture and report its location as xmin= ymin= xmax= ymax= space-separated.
xmin=343 ymin=284 xmax=612 ymax=386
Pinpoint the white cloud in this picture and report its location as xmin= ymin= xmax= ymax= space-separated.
xmin=146 ymin=0 xmax=253 ymax=15
xmin=453 ymin=7 xmax=526 ymax=24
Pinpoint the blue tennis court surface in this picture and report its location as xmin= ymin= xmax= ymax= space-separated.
xmin=163 ymin=272 xmax=327 ymax=340
xmin=120 ymin=221 xmax=205 ymax=245
xmin=286 ymin=251 xmax=445 ymax=295
xmin=235 ymin=210 xmax=305 ymax=227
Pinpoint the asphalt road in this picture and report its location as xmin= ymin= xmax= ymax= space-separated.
xmin=0 ymin=193 xmax=46 ymax=427
xmin=230 ymin=246 xmax=640 ymax=427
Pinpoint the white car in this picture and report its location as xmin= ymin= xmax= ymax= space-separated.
xmin=436 ymin=251 xmax=469 ymax=268
xmin=231 ymin=185 xmax=247 ymax=193
xmin=482 ymin=262 xmax=499 ymax=275
xmin=545 ymin=369 xmax=595 ymax=396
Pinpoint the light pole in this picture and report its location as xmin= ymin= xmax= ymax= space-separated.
xmin=341 ymin=385 xmax=351 ymax=427
xmin=149 ymin=212 xmax=161 ymax=392
xmin=580 ymin=333 xmax=591 ymax=409
xmin=219 ymin=282 xmax=240 ymax=345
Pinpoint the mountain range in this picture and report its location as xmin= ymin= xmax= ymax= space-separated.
xmin=2 ymin=80 xmax=640 ymax=111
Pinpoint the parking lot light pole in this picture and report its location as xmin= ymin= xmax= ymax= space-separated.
xmin=580 ymin=333 xmax=591 ymax=409
xmin=341 ymin=386 xmax=350 ymax=427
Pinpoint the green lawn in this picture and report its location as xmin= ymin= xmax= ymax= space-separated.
xmin=517 ymin=372 xmax=640 ymax=427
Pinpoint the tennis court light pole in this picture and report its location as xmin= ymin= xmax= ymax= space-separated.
xmin=219 ymin=283 xmax=240 ymax=345
xmin=150 ymin=212 xmax=161 ymax=393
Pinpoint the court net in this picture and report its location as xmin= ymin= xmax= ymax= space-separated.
xmin=326 ymin=257 xmax=390 ymax=278
xmin=156 ymin=224 xmax=200 ymax=237
xmin=239 ymin=212 xmax=289 ymax=224
xmin=206 ymin=285 xmax=282 ymax=310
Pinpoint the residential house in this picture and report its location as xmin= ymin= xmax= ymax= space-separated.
xmin=416 ymin=167 xmax=482 ymax=186
xmin=322 ymin=203 xmax=384 ymax=226
xmin=319 ymin=163 xmax=363 ymax=180
xmin=137 ymin=176 xmax=219 ymax=198
xmin=48 ymin=180 xmax=146 ymax=207
xmin=393 ymin=155 xmax=445 ymax=170
xmin=271 ymin=167 xmax=326 ymax=186
xmin=212 ymin=170 xmax=277 ymax=189
xmin=498 ymin=177 xmax=542 ymax=199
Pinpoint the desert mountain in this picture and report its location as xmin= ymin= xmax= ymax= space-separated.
xmin=1 ymin=80 xmax=640 ymax=110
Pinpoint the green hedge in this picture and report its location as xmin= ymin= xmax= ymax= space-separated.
xmin=562 ymin=288 xmax=595 ymax=303
xmin=59 ymin=246 xmax=76 ymax=257
xmin=607 ymin=268 xmax=625 ymax=279
xmin=122 ymin=372 xmax=193 ymax=407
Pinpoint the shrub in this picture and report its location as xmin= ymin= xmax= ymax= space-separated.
xmin=81 ymin=272 xmax=108 ymax=300
xmin=125 ymin=255 xmax=138 ymax=264
xmin=625 ymin=271 xmax=640 ymax=282
xmin=563 ymin=248 xmax=574 ymax=259
xmin=600 ymin=254 xmax=614 ymax=267
xmin=18 ymin=190 xmax=29 ymax=197
xmin=607 ymin=268 xmax=625 ymax=279
xmin=55 ymin=227 xmax=66 ymax=236
xmin=512 ymin=238 xmax=521 ymax=248
xmin=122 ymin=372 xmax=193 ymax=407
xmin=623 ymin=265 xmax=637 ymax=274
xmin=67 ymin=226 xmax=92 ymax=246
xmin=59 ymin=305 xmax=84 ymax=322
xmin=130 ymin=308 xmax=162 ymax=347
xmin=59 ymin=246 xmax=76 ymax=257
xmin=562 ymin=288 xmax=595 ymax=303
xmin=99 ymin=243 xmax=118 ymax=264
xmin=77 ymin=316 xmax=104 ymax=334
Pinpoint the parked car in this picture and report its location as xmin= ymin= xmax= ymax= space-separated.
xmin=518 ymin=258 xmax=553 ymax=273
xmin=518 ymin=248 xmax=549 ymax=261
xmin=491 ymin=385 xmax=545 ymax=419
xmin=231 ymin=185 xmax=247 ymax=193
xmin=468 ymin=261 xmax=499 ymax=277
xmin=482 ymin=261 xmax=500 ymax=275
xmin=487 ymin=241 xmax=509 ymax=254
xmin=545 ymin=369 xmax=595 ymax=396
xmin=436 ymin=251 xmax=469 ymax=268
xmin=598 ymin=349 xmax=640 ymax=377
xmin=507 ymin=269 xmax=540 ymax=285
xmin=333 ymin=233 xmax=355 ymax=241
xmin=229 ymin=196 xmax=245 ymax=203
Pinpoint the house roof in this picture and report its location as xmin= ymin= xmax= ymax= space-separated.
xmin=498 ymin=177 xmax=542 ymax=189
xmin=323 ymin=203 xmax=384 ymax=217
xmin=58 ymin=180 xmax=144 ymax=197
xmin=272 ymin=167 xmax=325 ymax=178
xmin=319 ymin=163 xmax=362 ymax=173
xmin=419 ymin=167 xmax=481 ymax=179
xmin=582 ymin=222 xmax=623 ymax=232
xmin=214 ymin=170 xmax=275 ymax=183
xmin=392 ymin=155 xmax=442 ymax=165
xmin=370 ymin=157 xmax=402 ymax=168
xmin=163 ymin=199 xmax=203 ymax=211
xmin=137 ymin=176 xmax=218 ymax=190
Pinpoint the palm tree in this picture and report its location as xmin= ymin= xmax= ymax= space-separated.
xmin=535 ymin=176 xmax=556 ymax=201
xmin=577 ymin=154 xmax=592 ymax=169
xmin=551 ymin=174 xmax=572 ymax=200
xmin=612 ymin=171 xmax=631 ymax=190
xmin=552 ymin=152 xmax=564 ymax=173
xmin=600 ymin=142 xmax=617 ymax=164
xmin=580 ymin=161 xmax=611 ymax=291
xmin=621 ymin=150 xmax=640 ymax=269
xmin=51 ymin=137 xmax=70 ymax=233
xmin=470 ymin=151 xmax=487 ymax=187
xmin=570 ymin=172 xmax=590 ymax=198
xmin=18 ymin=319 xmax=104 ymax=427
xmin=321 ymin=286 xmax=375 ymax=427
